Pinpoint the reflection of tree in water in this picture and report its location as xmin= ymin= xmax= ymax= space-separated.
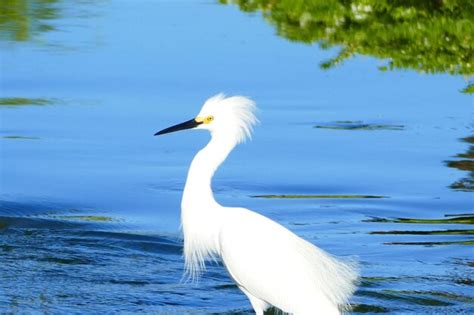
xmin=446 ymin=136 xmax=474 ymax=192
xmin=221 ymin=0 xmax=473 ymax=93
xmin=0 ymin=0 xmax=59 ymax=42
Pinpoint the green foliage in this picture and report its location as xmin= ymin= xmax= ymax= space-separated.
xmin=461 ymin=83 xmax=474 ymax=94
xmin=0 ymin=0 xmax=59 ymax=42
xmin=222 ymin=0 xmax=473 ymax=91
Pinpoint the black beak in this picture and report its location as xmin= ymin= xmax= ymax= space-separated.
xmin=154 ymin=118 xmax=202 ymax=136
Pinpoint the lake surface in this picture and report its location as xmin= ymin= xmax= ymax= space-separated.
xmin=0 ymin=1 xmax=473 ymax=313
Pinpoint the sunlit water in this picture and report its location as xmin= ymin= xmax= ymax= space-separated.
xmin=0 ymin=1 xmax=473 ymax=313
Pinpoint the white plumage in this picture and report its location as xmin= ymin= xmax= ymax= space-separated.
xmin=155 ymin=94 xmax=359 ymax=314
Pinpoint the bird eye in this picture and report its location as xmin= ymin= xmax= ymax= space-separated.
xmin=205 ymin=116 xmax=214 ymax=123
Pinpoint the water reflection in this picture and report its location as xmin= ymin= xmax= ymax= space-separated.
xmin=221 ymin=0 xmax=473 ymax=92
xmin=0 ymin=0 xmax=59 ymax=42
xmin=446 ymin=136 xmax=474 ymax=192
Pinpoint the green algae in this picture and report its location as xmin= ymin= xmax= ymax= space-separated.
xmin=364 ymin=216 xmax=474 ymax=224
xmin=357 ymin=290 xmax=453 ymax=306
xmin=385 ymin=240 xmax=474 ymax=246
xmin=51 ymin=215 xmax=114 ymax=222
xmin=314 ymin=121 xmax=404 ymax=131
xmin=0 ymin=98 xmax=53 ymax=106
xmin=253 ymin=194 xmax=386 ymax=199
xmin=2 ymin=136 xmax=40 ymax=140
xmin=371 ymin=229 xmax=474 ymax=235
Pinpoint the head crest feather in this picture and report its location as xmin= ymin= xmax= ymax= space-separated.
xmin=200 ymin=93 xmax=258 ymax=144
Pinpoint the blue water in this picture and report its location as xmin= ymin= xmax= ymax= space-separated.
xmin=1 ymin=1 xmax=473 ymax=313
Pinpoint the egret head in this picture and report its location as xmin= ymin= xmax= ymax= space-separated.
xmin=155 ymin=93 xmax=258 ymax=144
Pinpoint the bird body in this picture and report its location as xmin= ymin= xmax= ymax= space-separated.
xmin=155 ymin=94 xmax=358 ymax=314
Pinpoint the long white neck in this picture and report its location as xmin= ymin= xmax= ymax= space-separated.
xmin=182 ymin=134 xmax=236 ymax=210
xmin=180 ymin=134 xmax=237 ymax=278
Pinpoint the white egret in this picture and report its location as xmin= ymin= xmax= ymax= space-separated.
xmin=155 ymin=94 xmax=358 ymax=315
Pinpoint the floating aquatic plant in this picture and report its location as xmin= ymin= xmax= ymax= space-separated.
xmin=0 ymin=97 xmax=53 ymax=106
xmin=253 ymin=194 xmax=386 ymax=199
xmin=313 ymin=121 xmax=404 ymax=131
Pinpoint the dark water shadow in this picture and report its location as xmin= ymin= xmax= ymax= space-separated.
xmin=0 ymin=199 xmax=96 ymax=218
xmin=0 ymin=199 xmax=182 ymax=256
xmin=0 ymin=216 xmax=182 ymax=257
xmin=357 ymin=290 xmax=453 ymax=306
xmin=353 ymin=275 xmax=474 ymax=312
